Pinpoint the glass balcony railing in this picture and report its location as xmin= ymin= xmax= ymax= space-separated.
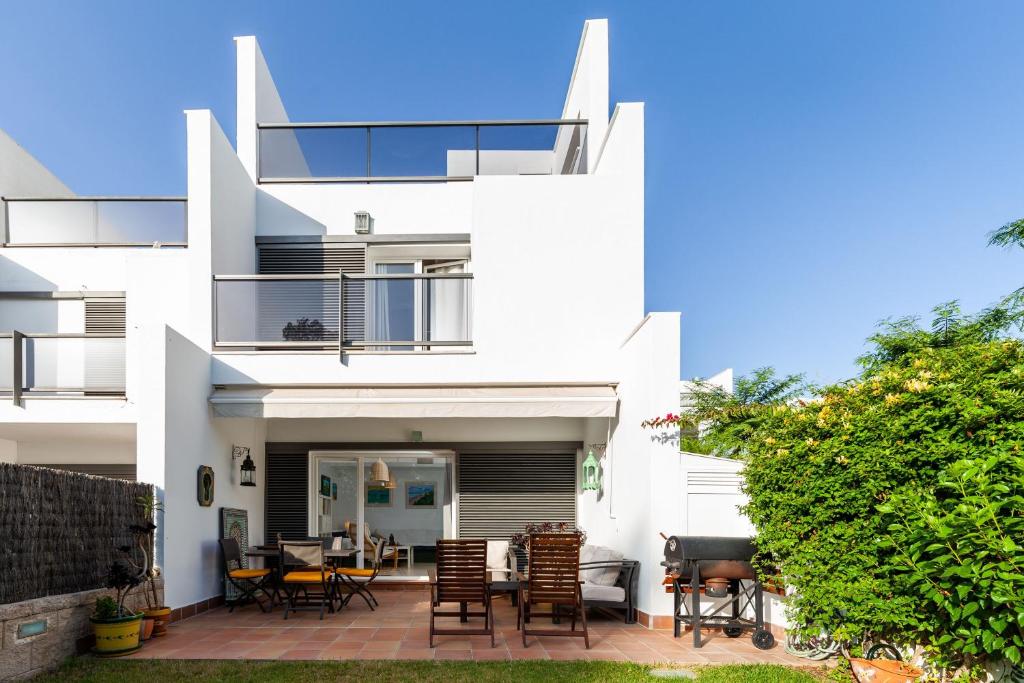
xmin=214 ymin=273 xmax=473 ymax=350
xmin=0 ymin=333 xmax=126 ymax=402
xmin=257 ymin=120 xmax=588 ymax=182
xmin=2 ymin=197 xmax=187 ymax=246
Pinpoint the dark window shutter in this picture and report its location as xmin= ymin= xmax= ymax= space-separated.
xmin=265 ymin=453 xmax=308 ymax=541
xmin=257 ymin=245 xmax=366 ymax=275
xmin=85 ymin=299 xmax=126 ymax=335
xmin=457 ymin=453 xmax=577 ymax=540
xmin=257 ymin=245 xmax=366 ymax=346
xmin=84 ymin=298 xmax=126 ymax=394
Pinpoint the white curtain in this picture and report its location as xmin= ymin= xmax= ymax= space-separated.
xmin=428 ymin=262 xmax=467 ymax=343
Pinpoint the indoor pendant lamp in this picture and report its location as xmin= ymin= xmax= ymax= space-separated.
xmin=369 ymin=457 xmax=391 ymax=486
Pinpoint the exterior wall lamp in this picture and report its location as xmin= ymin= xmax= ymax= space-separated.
xmin=232 ymin=446 xmax=256 ymax=487
xmin=581 ymin=447 xmax=602 ymax=491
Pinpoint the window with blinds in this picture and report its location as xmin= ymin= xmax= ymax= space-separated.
xmin=84 ymin=299 xmax=126 ymax=335
xmin=265 ymin=453 xmax=309 ymax=541
xmin=257 ymin=244 xmax=367 ymax=275
xmin=457 ymin=453 xmax=577 ymax=540
xmin=257 ymin=245 xmax=367 ymax=346
xmin=84 ymin=298 xmax=126 ymax=394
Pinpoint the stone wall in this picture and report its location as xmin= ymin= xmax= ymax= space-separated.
xmin=0 ymin=579 xmax=164 ymax=681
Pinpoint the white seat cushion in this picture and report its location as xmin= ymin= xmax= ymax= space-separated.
xmin=486 ymin=540 xmax=511 ymax=574
xmin=581 ymin=583 xmax=626 ymax=602
xmin=579 ymin=544 xmax=623 ymax=586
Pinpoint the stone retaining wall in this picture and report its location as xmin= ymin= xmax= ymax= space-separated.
xmin=0 ymin=579 xmax=164 ymax=681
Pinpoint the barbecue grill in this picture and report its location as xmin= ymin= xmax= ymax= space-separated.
xmin=661 ymin=535 xmax=775 ymax=650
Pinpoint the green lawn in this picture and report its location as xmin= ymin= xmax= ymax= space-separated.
xmin=38 ymin=659 xmax=826 ymax=682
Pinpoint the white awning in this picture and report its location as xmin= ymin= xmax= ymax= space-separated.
xmin=209 ymin=385 xmax=618 ymax=419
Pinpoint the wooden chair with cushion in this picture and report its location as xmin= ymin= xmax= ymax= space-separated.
xmin=278 ymin=540 xmax=335 ymax=620
xmin=219 ymin=538 xmax=274 ymax=613
xmin=517 ymin=532 xmax=589 ymax=649
xmin=429 ymin=538 xmax=495 ymax=648
xmin=335 ymin=539 xmax=384 ymax=610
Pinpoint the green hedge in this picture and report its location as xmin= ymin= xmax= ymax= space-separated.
xmin=739 ymin=340 xmax=1024 ymax=668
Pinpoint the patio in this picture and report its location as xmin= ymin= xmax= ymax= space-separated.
xmin=129 ymin=589 xmax=803 ymax=665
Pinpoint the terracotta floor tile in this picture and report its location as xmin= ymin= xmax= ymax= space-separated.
xmin=279 ymin=649 xmax=325 ymax=660
xmin=366 ymin=627 xmax=404 ymax=641
xmin=392 ymin=648 xmax=436 ymax=660
xmin=150 ymin=597 xmax=795 ymax=665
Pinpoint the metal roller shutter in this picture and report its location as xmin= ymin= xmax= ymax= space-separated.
xmin=265 ymin=453 xmax=309 ymax=541
xmin=84 ymin=298 xmax=126 ymax=394
xmin=84 ymin=299 xmax=126 ymax=334
xmin=257 ymin=245 xmax=366 ymax=345
xmin=457 ymin=453 xmax=577 ymax=540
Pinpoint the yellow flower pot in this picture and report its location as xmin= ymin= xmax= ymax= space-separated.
xmin=144 ymin=606 xmax=171 ymax=637
xmin=90 ymin=613 xmax=143 ymax=657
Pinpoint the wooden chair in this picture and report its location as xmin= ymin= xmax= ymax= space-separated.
xmin=429 ymin=538 xmax=495 ymax=648
xmin=219 ymin=538 xmax=274 ymax=613
xmin=278 ymin=540 xmax=335 ymax=620
xmin=517 ymin=533 xmax=589 ymax=648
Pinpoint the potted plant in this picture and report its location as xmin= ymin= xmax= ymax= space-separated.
xmin=90 ymin=561 xmax=143 ymax=657
xmin=510 ymin=522 xmax=587 ymax=571
xmin=130 ymin=494 xmax=171 ymax=637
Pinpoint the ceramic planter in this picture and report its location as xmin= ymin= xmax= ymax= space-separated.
xmin=90 ymin=613 xmax=143 ymax=657
xmin=850 ymin=658 xmax=923 ymax=683
xmin=140 ymin=616 xmax=155 ymax=641
xmin=144 ymin=606 xmax=171 ymax=637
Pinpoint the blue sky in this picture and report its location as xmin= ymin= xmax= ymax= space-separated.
xmin=1 ymin=2 xmax=1021 ymax=385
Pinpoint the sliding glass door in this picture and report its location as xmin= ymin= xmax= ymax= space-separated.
xmin=310 ymin=451 xmax=453 ymax=577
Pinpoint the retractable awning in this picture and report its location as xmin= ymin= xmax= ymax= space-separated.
xmin=209 ymin=385 xmax=618 ymax=419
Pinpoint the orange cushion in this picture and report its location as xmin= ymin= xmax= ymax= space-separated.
xmin=283 ymin=571 xmax=330 ymax=583
xmin=336 ymin=568 xmax=375 ymax=578
xmin=229 ymin=568 xmax=270 ymax=579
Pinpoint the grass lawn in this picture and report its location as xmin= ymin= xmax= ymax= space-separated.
xmin=38 ymin=659 xmax=827 ymax=682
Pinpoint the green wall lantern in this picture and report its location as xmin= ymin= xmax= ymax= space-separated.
xmin=581 ymin=449 xmax=601 ymax=491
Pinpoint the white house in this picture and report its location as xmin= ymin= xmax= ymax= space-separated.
xmin=0 ymin=20 xmax=725 ymax=629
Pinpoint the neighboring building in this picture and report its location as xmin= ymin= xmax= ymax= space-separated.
xmin=679 ymin=368 xmax=733 ymax=414
xmin=0 ymin=20 xmax=714 ymax=628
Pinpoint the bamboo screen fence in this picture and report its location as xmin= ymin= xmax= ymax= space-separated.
xmin=0 ymin=463 xmax=153 ymax=605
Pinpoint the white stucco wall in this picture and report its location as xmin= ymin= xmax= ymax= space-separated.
xmin=574 ymin=313 xmax=682 ymax=620
xmin=558 ymin=19 xmax=609 ymax=172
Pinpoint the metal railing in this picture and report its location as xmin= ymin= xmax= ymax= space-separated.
xmin=257 ymin=119 xmax=588 ymax=182
xmin=0 ymin=332 xmax=126 ymax=404
xmin=213 ymin=273 xmax=473 ymax=350
xmin=1 ymin=197 xmax=187 ymax=247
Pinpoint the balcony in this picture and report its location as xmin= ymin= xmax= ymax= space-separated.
xmin=213 ymin=273 xmax=472 ymax=351
xmin=2 ymin=197 xmax=187 ymax=246
xmin=257 ymin=119 xmax=588 ymax=182
xmin=0 ymin=333 xmax=126 ymax=402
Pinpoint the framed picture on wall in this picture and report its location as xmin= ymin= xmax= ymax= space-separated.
xmin=405 ymin=481 xmax=437 ymax=509
xmin=320 ymin=475 xmax=331 ymax=498
xmin=331 ymin=482 xmax=338 ymax=500
xmin=366 ymin=485 xmax=391 ymax=507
